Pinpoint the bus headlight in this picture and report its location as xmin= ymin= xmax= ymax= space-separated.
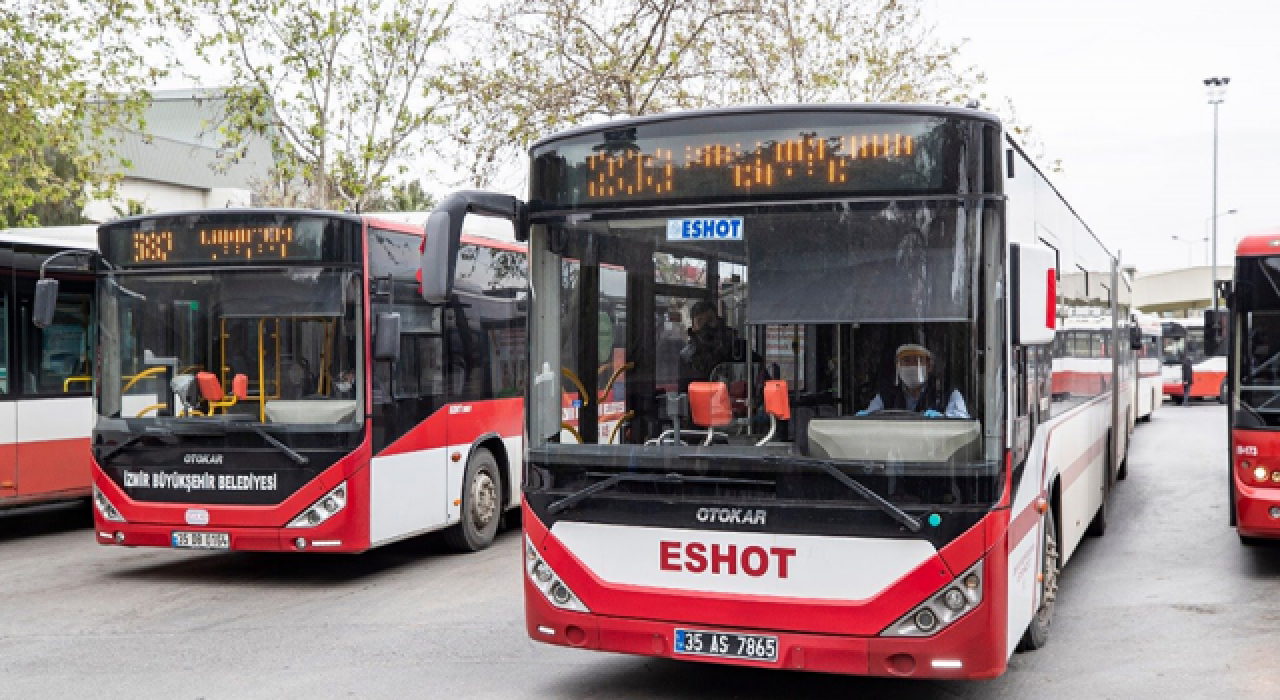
xmin=525 ymin=536 xmax=589 ymax=613
xmin=882 ymin=560 xmax=983 ymax=637
xmin=93 ymin=485 xmax=125 ymax=522
xmin=287 ymin=482 xmax=347 ymax=528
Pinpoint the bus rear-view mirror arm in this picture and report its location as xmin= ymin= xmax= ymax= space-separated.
xmin=420 ymin=191 xmax=528 ymax=304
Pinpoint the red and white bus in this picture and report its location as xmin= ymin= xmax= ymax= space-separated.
xmin=1134 ymin=313 xmax=1162 ymax=422
xmin=1225 ymin=230 xmax=1280 ymax=543
xmin=0 ymin=226 xmax=98 ymax=512
xmin=1161 ymin=316 xmax=1227 ymax=404
xmin=441 ymin=105 xmax=1133 ymax=678
xmin=36 ymin=209 xmax=526 ymax=553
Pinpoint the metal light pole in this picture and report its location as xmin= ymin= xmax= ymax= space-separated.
xmin=1172 ymin=234 xmax=1208 ymax=267
xmin=1203 ymin=208 xmax=1238 ymax=266
xmin=1205 ymin=76 xmax=1230 ymax=310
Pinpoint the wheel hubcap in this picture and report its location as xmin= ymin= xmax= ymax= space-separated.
xmin=470 ymin=471 xmax=498 ymax=529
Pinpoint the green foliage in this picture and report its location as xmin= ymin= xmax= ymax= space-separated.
xmin=366 ymin=180 xmax=437 ymax=213
xmin=181 ymin=0 xmax=456 ymax=210
xmin=110 ymin=198 xmax=153 ymax=220
xmin=0 ymin=0 xmax=169 ymax=228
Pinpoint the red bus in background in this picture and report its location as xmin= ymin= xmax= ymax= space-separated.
xmin=1226 ymin=230 xmax=1280 ymax=544
xmin=0 ymin=226 xmax=97 ymax=512
xmin=45 ymin=209 xmax=527 ymax=553
xmin=1161 ymin=316 xmax=1227 ymax=404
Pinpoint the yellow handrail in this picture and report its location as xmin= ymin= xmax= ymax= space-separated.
xmin=560 ymin=422 xmax=583 ymax=444
xmin=607 ymin=410 xmax=634 ymax=445
xmin=63 ymin=376 xmax=91 ymax=392
xmin=561 ymin=367 xmax=589 ymax=407
xmin=135 ymin=404 xmax=166 ymax=417
xmin=257 ymin=318 xmax=268 ymax=422
xmin=121 ymin=366 xmax=166 ymax=393
xmin=600 ymin=362 xmax=634 ymax=399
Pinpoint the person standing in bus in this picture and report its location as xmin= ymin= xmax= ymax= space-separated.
xmin=858 ymin=343 xmax=969 ymax=418
xmin=1182 ymin=353 xmax=1194 ymax=406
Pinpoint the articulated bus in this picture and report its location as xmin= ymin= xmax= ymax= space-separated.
xmin=39 ymin=210 xmax=527 ymax=553
xmin=433 ymin=105 xmax=1133 ymax=678
xmin=1225 ymin=231 xmax=1280 ymax=543
xmin=1134 ymin=313 xmax=1162 ymax=422
xmin=1162 ymin=316 xmax=1227 ymax=404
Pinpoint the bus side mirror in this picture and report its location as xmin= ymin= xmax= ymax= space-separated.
xmin=421 ymin=211 xmax=454 ymax=304
xmin=1204 ymin=309 xmax=1226 ymax=357
xmin=1129 ymin=324 xmax=1142 ymax=351
xmin=33 ymin=279 xmax=59 ymax=329
xmin=374 ymin=312 xmax=401 ymax=362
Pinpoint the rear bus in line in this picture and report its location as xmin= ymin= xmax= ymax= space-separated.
xmin=1225 ymin=231 xmax=1280 ymax=543
xmin=36 ymin=210 xmax=527 ymax=553
xmin=1162 ymin=316 xmax=1226 ymax=404
xmin=0 ymin=226 xmax=97 ymax=513
xmin=436 ymin=104 xmax=1135 ymax=679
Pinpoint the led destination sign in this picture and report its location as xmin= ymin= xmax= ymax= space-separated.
xmin=102 ymin=214 xmax=349 ymax=267
xmin=531 ymin=112 xmax=969 ymax=208
xmin=131 ymin=226 xmax=297 ymax=264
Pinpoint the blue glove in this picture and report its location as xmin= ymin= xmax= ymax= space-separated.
xmin=855 ymin=409 xmax=870 ymax=416
xmin=923 ymin=409 xmax=942 ymax=418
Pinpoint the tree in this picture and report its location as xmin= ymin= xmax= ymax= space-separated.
xmin=185 ymin=0 xmax=456 ymax=210
xmin=0 ymin=0 xmax=168 ymax=228
xmin=721 ymin=0 xmax=983 ymax=106
xmin=448 ymin=0 xmax=755 ymax=188
xmin=451 ymin=0 xmax=983 ymax=188
xmin=366 ymin=180 xmax=437 ymax=212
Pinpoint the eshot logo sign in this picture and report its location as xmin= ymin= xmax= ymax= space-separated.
xmin=666 ymin=217 xmax=744 ymax=242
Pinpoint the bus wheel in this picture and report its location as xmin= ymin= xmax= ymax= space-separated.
xmin=445 ymin=447 xmax=502 ymax=552
xmin=1219 ymin=380 xmax=1228 ymax=404
xmin=1018 ymin=502 xmax=1060 ymax=652
xmin=1171 ymin=394 xmax=1184 ymax=406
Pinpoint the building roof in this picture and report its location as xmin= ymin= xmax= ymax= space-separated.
xmin=90 ymin=88 xmax=276 ymax=192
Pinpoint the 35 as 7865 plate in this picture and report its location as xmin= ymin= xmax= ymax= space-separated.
xmin=674 ymin=628 xmax=778 ymax=662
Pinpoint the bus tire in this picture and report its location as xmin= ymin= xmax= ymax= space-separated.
xmin=1171 ymin=394 xmax=1184 ymax=406
xmin=444 ymin=447 xmax=502 ymax=552
xmin=1219 ymin=380 xmax=1228 ymax=405
xmin=1018 ymin=501 xmax=1060 ymax=652
xmin=1088 ymin=446 xmax=1110 ymax=537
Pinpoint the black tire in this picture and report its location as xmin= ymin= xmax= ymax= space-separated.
xmin=1219 ymin=380 xmax=1228 ymax=405
xmin=443 ymin=447 xmax=502 ymax=552
xmin=1171 ymin=394 xmax=1185 ymax=406
xmin=1088 ymin=444 xmax=1110 ymax=537
xmin=1018 ymin=502 xmax=1060 ymax=652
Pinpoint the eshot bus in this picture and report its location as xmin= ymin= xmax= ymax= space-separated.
xmin=1224 ymin=230 xmax=1280 ymax=543
xmin=0 ymin=226 xmax=98 ymax=511
xmin=1134 ymin=313 xmax=1162 ymax=422
xmin=34 ymin=210 xmax=526 ymax=552
xmin=435 ymin=105 xmax=1134 ymax=678
xmin=1161 ymin=316 xmax=1227 ymax=404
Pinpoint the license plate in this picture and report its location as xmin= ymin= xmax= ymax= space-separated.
xmin=171 ymin=531 xmax=230 ymax=550
xmin=674 ymin=628 xmax=778 ymax=663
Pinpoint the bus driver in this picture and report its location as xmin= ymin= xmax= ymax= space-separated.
xmin=858 ymin=343 xmax=970 ymax=419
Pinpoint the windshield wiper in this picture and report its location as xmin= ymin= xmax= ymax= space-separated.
xmin=247 ymin=426 xmax=309 ymax=465
xmin=762 ymin=455 xmax=922 ymax=533
xmin=98 ymin=426 xmax=177 ymax=463
xmin=548 ymin=472 xmax=772 ymax=515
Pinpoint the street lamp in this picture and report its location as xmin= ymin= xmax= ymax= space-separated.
xmin=1205 ymin=76 xmax=1230 ymax=309
xmin=1204 ymin=208 xmax=1238 ymax=265
xmin=1172 ymin=234 xmax=1208 ymax=267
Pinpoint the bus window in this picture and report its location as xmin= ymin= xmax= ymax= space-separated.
xmin=22 ymin=292 xmax=91 ymax=395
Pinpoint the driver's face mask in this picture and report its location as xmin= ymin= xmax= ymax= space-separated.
xmin=897 ymin=358 xmax=928 ymax=389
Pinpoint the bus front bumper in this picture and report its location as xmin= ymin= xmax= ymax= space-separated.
xmin=1236 ymin=482 xmax=1280 ymax=538
xmin=93 ymin=519 xmax=367 ymax=552
xmin=523 ymin=577 xmax=1007 ymax=679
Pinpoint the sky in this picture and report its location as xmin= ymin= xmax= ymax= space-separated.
xmin=928 ymin=0 xmax=1280 ymax=273
xmin=157 ymin=1 xmax=1279 ymax=270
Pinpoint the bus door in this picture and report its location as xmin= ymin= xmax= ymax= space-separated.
xmin=0 ymin=246 xmax=14 ymax=496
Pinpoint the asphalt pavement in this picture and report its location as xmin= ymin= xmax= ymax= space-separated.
xmin=3 ymin=401 xmax=1278 ymax=699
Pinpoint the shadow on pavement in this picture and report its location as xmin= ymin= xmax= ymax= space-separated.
xmin=0 ymin=499 xmax=92 ymax=542
xmin=1239 ymin=539 xmax=1280 ymax=579
xmin=103 ymin=526 xmax=521 ymax=586
xmin=540 ymin=655 xmax=980 ymax=700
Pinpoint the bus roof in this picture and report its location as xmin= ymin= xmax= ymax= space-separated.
xmin=529 ymin=103 xmax=1001 ymax=151
xmin=0 ymin=225 xmax=98 ymax=251
xmin=1236 ymin=230 xmax=1280 ymax=257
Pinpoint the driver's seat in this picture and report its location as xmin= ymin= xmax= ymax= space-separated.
xmin=197 ymin=372 xmax=248 ymax=414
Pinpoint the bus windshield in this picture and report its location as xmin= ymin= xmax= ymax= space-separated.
xmin=528 ymin=199 xmax=1002 ymax=509
xmin=1233 ymin=256 xmax=1280 ymax=429
xmin=97 ymin=268 xmax=363 ymax=430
